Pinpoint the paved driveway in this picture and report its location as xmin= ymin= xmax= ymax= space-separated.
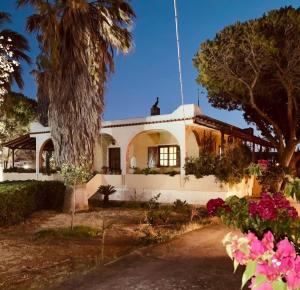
xmin=50 ymin=224 xmax=243 ymax=290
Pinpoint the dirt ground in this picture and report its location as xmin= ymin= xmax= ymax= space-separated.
xmin=50 ymin=224 xmax=243 ymax=290
xmin=0 ymin=209 xmax=146 ymax=290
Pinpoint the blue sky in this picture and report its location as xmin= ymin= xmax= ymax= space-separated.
xmin=1 ymin=0 xmax=300 ymax=128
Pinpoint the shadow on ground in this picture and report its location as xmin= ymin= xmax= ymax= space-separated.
xmin=49 ymin=224 xmax=243 ymax=290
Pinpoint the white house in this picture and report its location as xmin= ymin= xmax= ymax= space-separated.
xmin=3 ymin=104 xmax=270 ymax=207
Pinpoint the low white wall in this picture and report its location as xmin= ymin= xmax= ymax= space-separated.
xmin=86 ymin=174 xmax=123 ymax=199
xmin=2 ymin=172 xmax=61 ymax=181
xmin=87 ymin=174 xmax=255 ymax=205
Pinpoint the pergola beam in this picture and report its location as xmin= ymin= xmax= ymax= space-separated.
xmin=194 ymin=115 xmax=272 ymax=148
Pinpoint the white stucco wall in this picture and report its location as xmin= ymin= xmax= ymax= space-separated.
xmin=3 ymin=173 xmax=61 ymax=181
xmin=87 ymin=174 xmax=254 ymax=205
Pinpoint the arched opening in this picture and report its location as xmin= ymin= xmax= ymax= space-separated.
xmin=39 ymin=139 xmax=55 ymax=174
xmin=96 ymin=133 xmax=121 ymax=174
xmin=126 ymin=129 xmax=180 ymax=174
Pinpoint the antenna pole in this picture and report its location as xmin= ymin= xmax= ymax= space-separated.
xmin=173 ymin=0 xmax=185 ymax=118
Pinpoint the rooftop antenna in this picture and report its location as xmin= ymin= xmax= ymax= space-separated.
xmin=173 ymin=0 xmax=186 ymax=119
xmin=197 ymin=88 xmax=200 ymax=107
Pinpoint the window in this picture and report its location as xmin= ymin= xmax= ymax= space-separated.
xmin=158 ymin=145 xmax=180 ymax=167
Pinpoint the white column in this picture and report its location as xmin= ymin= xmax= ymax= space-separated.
xmin=180 ymin=139 xmax=186 ymax=176
xmin=120 ymin=142 xmax=127 ymax=176
xmin=35 ymin=138 xmax=40 ymax=179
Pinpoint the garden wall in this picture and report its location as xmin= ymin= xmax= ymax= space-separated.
xmin=87 ymin=174 xmax=255 ymax=205
xmin=2 ymin=173 xmax=61 ymax=182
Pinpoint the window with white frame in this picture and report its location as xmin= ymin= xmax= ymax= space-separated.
xmin=158 ymin=145 xmax=179 ymax=167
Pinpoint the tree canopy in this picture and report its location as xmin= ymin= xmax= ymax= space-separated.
xmin=0 ymin=12 xmax=30 ymax=93
xmin=194 ymin=6 xmax=300 ymax=168
xmin=0 ymin=92 xmax=37 ymax=144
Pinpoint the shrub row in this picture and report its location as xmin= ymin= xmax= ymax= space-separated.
xmin=0 ymin=180 xmax=66 ymax=226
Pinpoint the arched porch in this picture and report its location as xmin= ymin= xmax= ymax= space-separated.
xmin=126 ymin=129 xmax=181 ymax=175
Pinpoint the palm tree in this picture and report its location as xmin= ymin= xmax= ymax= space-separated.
xmin=96 ymin=185 xmax=116 ymax=206
xmin=0 ymin=12 xmax=31 ymax=93
xmin=18 ymin=0 xmax=135 ymax=167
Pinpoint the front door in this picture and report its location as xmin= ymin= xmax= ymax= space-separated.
xmin=108 ymin=147 xmax=121 ymax=173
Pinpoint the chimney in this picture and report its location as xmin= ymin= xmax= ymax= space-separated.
xmin=150 ymin=97 xmax=160 ymax=116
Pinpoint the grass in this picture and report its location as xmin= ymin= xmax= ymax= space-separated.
xmin=35 ymin=225 xmax=101 ymax=239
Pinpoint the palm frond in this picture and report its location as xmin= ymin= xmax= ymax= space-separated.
xmin=0 ymin=12 xmax=11 ymax=26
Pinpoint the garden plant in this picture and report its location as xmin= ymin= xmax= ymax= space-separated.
xmin=207 ymin=192 xmax=300 ymax=289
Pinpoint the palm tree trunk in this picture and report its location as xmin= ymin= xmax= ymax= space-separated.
xmin=71 ymin=183 xmax=76 ymax=230
xmin=48 ymin=62 xmax=103 ymax=167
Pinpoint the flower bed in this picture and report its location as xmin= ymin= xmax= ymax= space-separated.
xmin=207 ymin=193 xmax=299 ymax=247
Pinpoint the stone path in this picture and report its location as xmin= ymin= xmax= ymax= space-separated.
xmin=50 ymin=224 xmax=243 ymax=290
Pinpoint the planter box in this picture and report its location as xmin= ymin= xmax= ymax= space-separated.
xmin=63 ymin=184 xmax=88 ymax=212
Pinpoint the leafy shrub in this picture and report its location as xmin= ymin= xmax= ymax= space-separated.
xmin=164 ymin=170 xmax=179 ymax=177
xmin=134 ymin=167 xmax=160 ymax=175
xmin=138 ymin=225 xmax=170 ymax=245
xmin=147 ymin=193 xmax=161 ymax=210
xmin=173 ymin=199 xmax=190 ymax=213
xmin=60 ymin=162 xmax=92 ymax=185
xmin=3 ymin=167 xmax=36 ymax=173
xmin=0 ymin=180 xmax=66 ymax=226
xmin=258 ymin=164 xmax=286 ymax=192
xmin=185 ymin=154 xmax=216 ymax=178
xmin=246 ymin=162 xmax=263 ymax=176
xmin=185 ymin=144 xmax=252 ymax=184
xmin=214 ymin=144 xmax=252 ymax=184
xmin=207 ymin=193 xmax=300 ymax=249
xmin=285 ymin=175 xmax=300 ymax=202
xmin=146 ymin=207 xmax=172 ymax=226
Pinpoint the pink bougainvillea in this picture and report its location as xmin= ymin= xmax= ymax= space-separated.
xmin=248 ymin=192 xmax=298 ymax=221
xmin=223 ymin=231 xmax=300 ymax=290
xmin=206 ymin=198 xmax=226 ymax=215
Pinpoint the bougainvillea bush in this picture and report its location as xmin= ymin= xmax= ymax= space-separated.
xmin=207 ymin=193 xmax=300 ymax=249
xmin=223 ymin=231 xmax=300 ymax=290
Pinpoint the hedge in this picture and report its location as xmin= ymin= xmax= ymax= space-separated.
xmin=0 ymin=180 xmax=66 ymax=226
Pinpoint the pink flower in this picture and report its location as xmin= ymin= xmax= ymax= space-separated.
xmin=258 ymin=195 xmax=277 ymax=220
xmin=247 ymin=232 xmax=258 ymax=242
xmin=206 ymin=198 xmax=225 ymax=215
xmin=286 ymin=257 xmax=300 ymax=289
xmin=250 ymin=239 xmax=266 ymax=259
xmin=287 ymin=206 xmax=298 ymax=219
xmin=279 ymin=256 xmax=295 ymax=273
xmin=249 ymin=201 xmax=259 ymax=217
xmin=233 ymin=250 xmax=248 ymax=264
xmin=275 ymin=239 xmax=296 ymax=260
xmin=261 ymin=231 xmax=274 ymax=252
xmin=256 ymin=262 xmax=280 ymax=281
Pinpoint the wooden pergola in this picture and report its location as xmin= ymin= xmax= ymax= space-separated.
xmin=194 ymin=115 xmax=273 ymax=157
xmin=3 ymin=134 xmax=54 ymax=168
